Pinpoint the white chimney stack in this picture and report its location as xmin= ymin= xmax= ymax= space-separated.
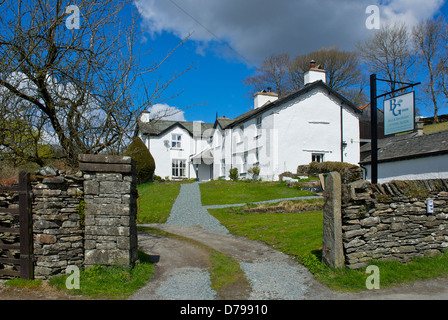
xmin=254 ymin=88 xmax=278 ymax=109
xmin=304 ymin=60 xmax=327 ymax=85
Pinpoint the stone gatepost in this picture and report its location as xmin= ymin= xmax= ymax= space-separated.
xmin=322 ymin=172 xmax=344 ymax=268
xmin=79 ymin=154 xmax=138 ymax=267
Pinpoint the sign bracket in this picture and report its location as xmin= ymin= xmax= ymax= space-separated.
xmin=369 ymin=74 xmax=421 ymax=184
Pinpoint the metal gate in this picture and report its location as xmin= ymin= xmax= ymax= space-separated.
xmin=0 ymin=172 xmax=33 ymax=279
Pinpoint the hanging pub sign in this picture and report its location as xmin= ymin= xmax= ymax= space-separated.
xmin=384 ymin=91 xmax=415 ymax=135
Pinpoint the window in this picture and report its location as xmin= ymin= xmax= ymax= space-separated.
xmin=243 ymin=151 xmax=248 ymax=172
xmin=256 ymin=117 xmax=262 ymax=128
xmin=238 ymin=125 xmax=244 ymax=142
xmin=220 ymin=159 xmax=226 ymax=177
xmin=172 ymin=159 xmax=186 ymax=178
xmin=255 ymin=148 xmax=259 ymax=165
xmin=171 ymin=134 xmax=182 ymax=149
xmin=312 ymin=153 xmax=324 ymax=163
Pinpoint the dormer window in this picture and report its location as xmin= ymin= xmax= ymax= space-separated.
xmin=171 ymin=134 xmax=182 ymax=149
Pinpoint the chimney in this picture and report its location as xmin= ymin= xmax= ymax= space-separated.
xmin=304 ymin=60 xmax=327 ymax=85
xmin=416 ymin=118 xmax=424 ymax=136
xmin=254 ymin=89 xmax=278 ymax=109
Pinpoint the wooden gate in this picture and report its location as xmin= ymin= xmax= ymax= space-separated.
xmin=0 ymin=172 xmax=33 ymax=279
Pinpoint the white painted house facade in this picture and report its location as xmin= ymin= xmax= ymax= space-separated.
xmin=360 ymin=129 xmax=448 ymax=183
xmin=137 ymin=66 xmax=361 ymax=181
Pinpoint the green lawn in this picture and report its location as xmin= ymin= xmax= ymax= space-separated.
xmin=199 ymin=180 xmax=315 ymax=206
xmin=209 ymin=205 xmax=323 ymax=261
xmin=209 ymin=204 xmax=448 ymax=292
xmin=424 ymin=121 xmax=448 ymax=134
xmin=137 ymin=182 xmax=181 ymax=224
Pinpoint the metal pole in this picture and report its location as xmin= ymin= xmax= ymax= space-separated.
xmin=370 ymin=74 xmax=378 ymax=184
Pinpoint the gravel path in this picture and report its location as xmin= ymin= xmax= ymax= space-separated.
xmin=132 ymin=182 xmax=332 ymax=300
xmin=166 ymin=182 xmax=229 ymax=233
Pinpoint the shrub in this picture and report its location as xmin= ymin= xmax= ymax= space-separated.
xmin=247 ymin=166 xmax=260 ymax=180
xmin=229 ymin=167 xmax=239 ymax=181
xmin=302 ymin=161 xmax=358 ymax=177
xmin=125 ymin=137 xmax=156 ymax=184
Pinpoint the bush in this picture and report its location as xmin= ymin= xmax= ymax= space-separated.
xmin=125 ymin=137 xmax=156 ymax=184
xmin=247 ymin=166 xmax=260 ymax=180
xmin=301 ymin=161 xmax=358 ymax=177
xmin=229 ymin=167 xmax=239 ymax=181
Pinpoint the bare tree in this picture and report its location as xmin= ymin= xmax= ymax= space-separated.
xmin=290 ymin=47 xmax=366 ymax=105
xmin=437 ymin=21 xmax=448 ymax=114
xmin=0 ymin=0 xmax=191 ymax=167
xmin=413 ymin=17 xmax=448 ymax=122
xmin=357 ymin=22 xmax=416 ymax=94
xmin=244 ymin=48 xmax=366 ymax=105
xmin=243 ymin=54 xmax=293 ymax=98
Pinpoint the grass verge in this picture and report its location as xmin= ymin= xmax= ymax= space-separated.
xmin=199 ymin=180 xmax=315 ymax=206
xmin=48 ymin=249 xmax=155 ymax=299
xmin=137 ymin=182 xmax=181 ymax=224
xmin=209 ymin=204 xmax=448 ymax=292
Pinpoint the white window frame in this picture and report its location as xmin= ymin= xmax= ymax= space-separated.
xmin=312 ymin=153 xmax=324 ymax=163
xmin=172 ymin=159 xmax=186 ymax=178
xmin=171 ymin=134 xmax=182 ymax=149
xmin=243 ymin=151 xmax=248 ymax=173
xmin=256 ymin=116 xmax=262 ymax=128
xmin=220 ymin=159 xmax=226 ymax=177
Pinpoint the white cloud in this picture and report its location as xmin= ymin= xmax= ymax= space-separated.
xmin=380 ymin=0 xmax=445 ymax=26
xmin=133 ymin=0 xmax=445 ymax=65
xmin=146 ymin=103 xmax=186 ymax=121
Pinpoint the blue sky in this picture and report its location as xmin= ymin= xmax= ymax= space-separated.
xmin=131 ymin=0 xmax=448 ymax=124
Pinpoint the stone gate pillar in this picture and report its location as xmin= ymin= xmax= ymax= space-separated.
xmin=322 ymin=171 xmax=344 ymax=268
xmin=79 ymin=154 xmax=138 ymax=267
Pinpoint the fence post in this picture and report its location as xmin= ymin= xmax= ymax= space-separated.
xmin=19 ymin=172 xmax=33 ymax=280
xmin=322 ymin=172 xmax=344 ymax=269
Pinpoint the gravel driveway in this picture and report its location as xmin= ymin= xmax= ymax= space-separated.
xmin=131 ymin=182 xmax=335 ymax=300
xmin=131 ymin=182 xmax=448 ymax=300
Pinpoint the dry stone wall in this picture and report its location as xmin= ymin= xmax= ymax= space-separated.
xmin=79 ymin=154 xmax=138 ymax=268
xmin=0 ymin=154 xmax=139 ymax=280
xmin=32 ymin=172 xmax=85 ymax=278
xmin=341 ymin=178 xmax=448 ymax=269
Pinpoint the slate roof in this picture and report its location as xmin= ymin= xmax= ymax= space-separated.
xmin=221 ymin=80 xmax=361 ymax=128
xmin=139 ymin=80 xmax=360 ymax=136
xmin=360 ymin=129 xmax=448 ymax=164
xmin=139 ymin=120 xmax=214 ymax=138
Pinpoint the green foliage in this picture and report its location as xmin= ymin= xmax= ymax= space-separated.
xmin=49 ymin=249 xmax=155 ymax=299
xmin=247 ymin=166 xmax=260 ymax=179
xmin=200 ymin=180 xmax=314 ymax=206
xmin=76 ymin=200 xmax=86 ymax=227
xmin=229 ymin=167 xmax=239 ymax=181
xmin=0 ymin=118 xmax=56 ymax=166
xmin=393 ymin=180 xmax=430 ymax=199
xmin=137 ymin=182 xmax=181 ymax=223
xmin=125 ymin=137 xmax=156 ymax=184
xmin=306 ymin=161 xmax=358 ymax=177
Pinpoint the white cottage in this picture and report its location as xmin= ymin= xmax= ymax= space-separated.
xmin=360 ymin=129 xmax=448 ymax=183
xmin=137 ymin=65 xmax=361 ymax=181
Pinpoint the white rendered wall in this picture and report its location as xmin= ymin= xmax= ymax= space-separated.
xmin=363 ymin=154 xmax=448 ymax=183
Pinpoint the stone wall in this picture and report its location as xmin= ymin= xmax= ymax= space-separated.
xmin=341 ymin=178 xmax=448 ymax=269
xmin=32 ymin=172 xmax=85 ymax=279
xmin=79 ymin=154 xmax=138 ymax=268
xmin=0 ymin=154 xmax=139 ymax=280
xmin=0 ymin=191 xmax=20 ymax=276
